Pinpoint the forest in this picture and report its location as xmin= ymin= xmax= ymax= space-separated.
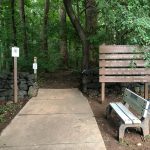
xmin=0 ymin=0 xmax=150 ymax=73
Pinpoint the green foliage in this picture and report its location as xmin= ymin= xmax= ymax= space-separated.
xmin=1 ymin=0 xmax=150 ymax=72
xmin=97 ymin=0 xmax=150 ymax=45
xmin=0 ymin=103 xmax=22 ymax=123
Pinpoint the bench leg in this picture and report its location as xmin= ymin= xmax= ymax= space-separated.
xmin=140 ymin=118 xmax=149 ymax=137
xmin=106 ymin=105 xmax=112 ymax=119
xmin=119 ymin=124 xmax=126 ymax=142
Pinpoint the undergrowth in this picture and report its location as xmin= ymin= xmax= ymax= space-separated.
xmin=0 ymin=103 xmax=22 ymax=123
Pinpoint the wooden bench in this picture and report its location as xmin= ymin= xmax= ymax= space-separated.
xmin=106 ymin=88 xmax=150 ymax=142
xmin=99 ymin=45 xmax=150 ymax=102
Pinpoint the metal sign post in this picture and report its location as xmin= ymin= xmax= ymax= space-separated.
xmin=12 ymin=47 xmax=19 ymax=103
xmin=33 ymin=57 xmax=37 ymax=81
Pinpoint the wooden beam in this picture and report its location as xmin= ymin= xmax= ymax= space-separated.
xmin=99 ymin=68 xmax=150 ymax=75
xmin=100 ymin=54 xmax=143 ymax=60
xmin=14 ymin=57 xmax=18 ymax=103
xmin=101 ymin=82 xmax=105 ymax=103
xmin=99 ymin=45 xmax=140 ymax=54
xmin=99 ymin=76 xmax=150 ymax=83
xmin=99 ymin=60 xmax=145 ymax=67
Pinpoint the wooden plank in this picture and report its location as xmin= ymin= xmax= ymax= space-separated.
xmin=99 ymin=45 xmax=140 ymax=54
xmin=99 ymin=76 xmax=150 ymax=83
xmin=99 ymin=68 xmax=150 ymax=75
xmin=14 ymin=57 xmax=18 ymax=103
xmin=99 ymin=60 xmax=145 ymax=67
xmin=100 ymin=54 xmax=143 ymax=60
xmin=144 ymin=83 xmax=149 ymax=100
xmin=124 ymin=89 xmax=149 ymax=109
xmin=110 ymin=103 xmax=132 ymax=124
xmin=116 ymin=102 xmax=141 ymax=124
xmin=123 ymin=88 xmax=150 ymax=118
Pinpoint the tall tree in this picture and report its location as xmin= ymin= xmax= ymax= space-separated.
xmin=60 ymin=4 xmax=68 ymax=67
xmin=0 ymin=0 xmax=2 ymax=10
xmin=42 ymin=0 xmax=50 ymax=54
xmin=85 ymin=0 xmax=98 ymax=64
xmin=11 ymin=0 xmax=17 ymax=46
xmin=63 ymin=0 xmax=89 ymax=69
xmin=85 ymin=0 xmax=97 ymax=36
xmin=19 ymin=0 xmax=28 ymax=57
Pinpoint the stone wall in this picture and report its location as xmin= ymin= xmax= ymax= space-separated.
xmin=0 ymin=72 xmax=37 ymax=101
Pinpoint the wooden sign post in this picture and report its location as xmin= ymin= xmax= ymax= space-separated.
xmin=33 ymin=57 xmax=37 ymax=81
xmin=12 ymin=47 xmax=19 ymax=103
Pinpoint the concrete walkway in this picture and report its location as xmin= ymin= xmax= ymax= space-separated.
xmin=0 ymin=89 xmax=106 ymax=150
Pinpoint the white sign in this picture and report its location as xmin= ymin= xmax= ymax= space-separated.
xmin=33 ymin=63 xmax=37 ymax=70
xmin=12 ymin=47 xmax=19 ymax=57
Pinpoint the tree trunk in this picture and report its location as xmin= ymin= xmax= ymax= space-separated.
xmin=11 ymin=0 xmax=17 ymax=46
xmin=76 ymin=0 xmax=80 ymax=20
xmin=85 ymin=0 xmax=97 ymax=35
xmin=85 ymin=0 xmax=98 ymax=65
xmin=0 ymin=0 xmax=2 ymax=10
xmin=63 ymin=0 xmax=89 ymax=69
xmin=42 ymin=0 xmax=50 ymax=54
xmin=60 ymin=5 xmax=68 ymax=67
xmin=19 ymin=0 xmax=28 ymax=57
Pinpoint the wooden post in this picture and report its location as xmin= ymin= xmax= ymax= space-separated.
xmin=12 ymin=47 xmax=19 ymax=103
xmin=101 ymin=58 xmax=105 ymax=103
xmin=14 ymin=57 xmax=18 ymax=103
xmin=144 ymin=83 xmax=148 ymax=100
xmin=101 ymin=82 xmax=105 ymax=103
xmin=33 ymin=57 xmax=37 ymax=81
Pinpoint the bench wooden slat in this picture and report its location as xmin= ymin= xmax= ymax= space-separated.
xmin=100 ymin=54 xmax=143 ymax=60
xmin=124 ymin=89 xmax=149 ymax=109
xmin=110 ymin=103 xmax=132 ymax=124
xmin=99 ymin=76 xmax=150 ymax=83
xmin=99 ymin=60 xmax=145 ymax=67
xmin=99 ymin=45 xmax=140 ymax=54
xmin=116 ymin=102 xmax=141 ymax=124
xmin=124 ymin=89 xmax=150 ymax=118
xmin=99 ymin=68 xmax=150 ymax=75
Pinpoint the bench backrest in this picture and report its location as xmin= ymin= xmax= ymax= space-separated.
xmin=123 ymin=88 xmax=150 ymax=118
xmin=99 ymin=45 xmax=150 ymax=83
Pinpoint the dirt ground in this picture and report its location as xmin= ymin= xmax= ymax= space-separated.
xmin=0 ymin=70 xmax=150 ymax=150
xmin=88 ymin=95 xmax=150 ymax=150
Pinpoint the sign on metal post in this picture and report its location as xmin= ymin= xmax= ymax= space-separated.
xmin=33 ymin=57 xmax=37 ymax=81
xmin=12 ymin=47 xmax=19 ymax=103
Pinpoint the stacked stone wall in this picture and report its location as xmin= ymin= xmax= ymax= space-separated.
xmin=0 ymin=72 xmax=36 ymax=101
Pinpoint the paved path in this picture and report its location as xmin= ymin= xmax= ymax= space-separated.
xmin=0 ymin=89 xmax=106 ymax=150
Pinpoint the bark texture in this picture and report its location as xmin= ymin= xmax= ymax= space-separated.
xmin=60 ymin=5 xmax=68 ymax=66
xmin=85 ymin=0 xmax=97 ymax=35
xmin=42 ymin=0 xmax=50 ymax=54
xmin=85 ymin=0 xmax=98 ymax=64
xmin=19 ymin=0 xmax=28 ymax=57
xmin=63 ymin=0 xmax=89 ymax=69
